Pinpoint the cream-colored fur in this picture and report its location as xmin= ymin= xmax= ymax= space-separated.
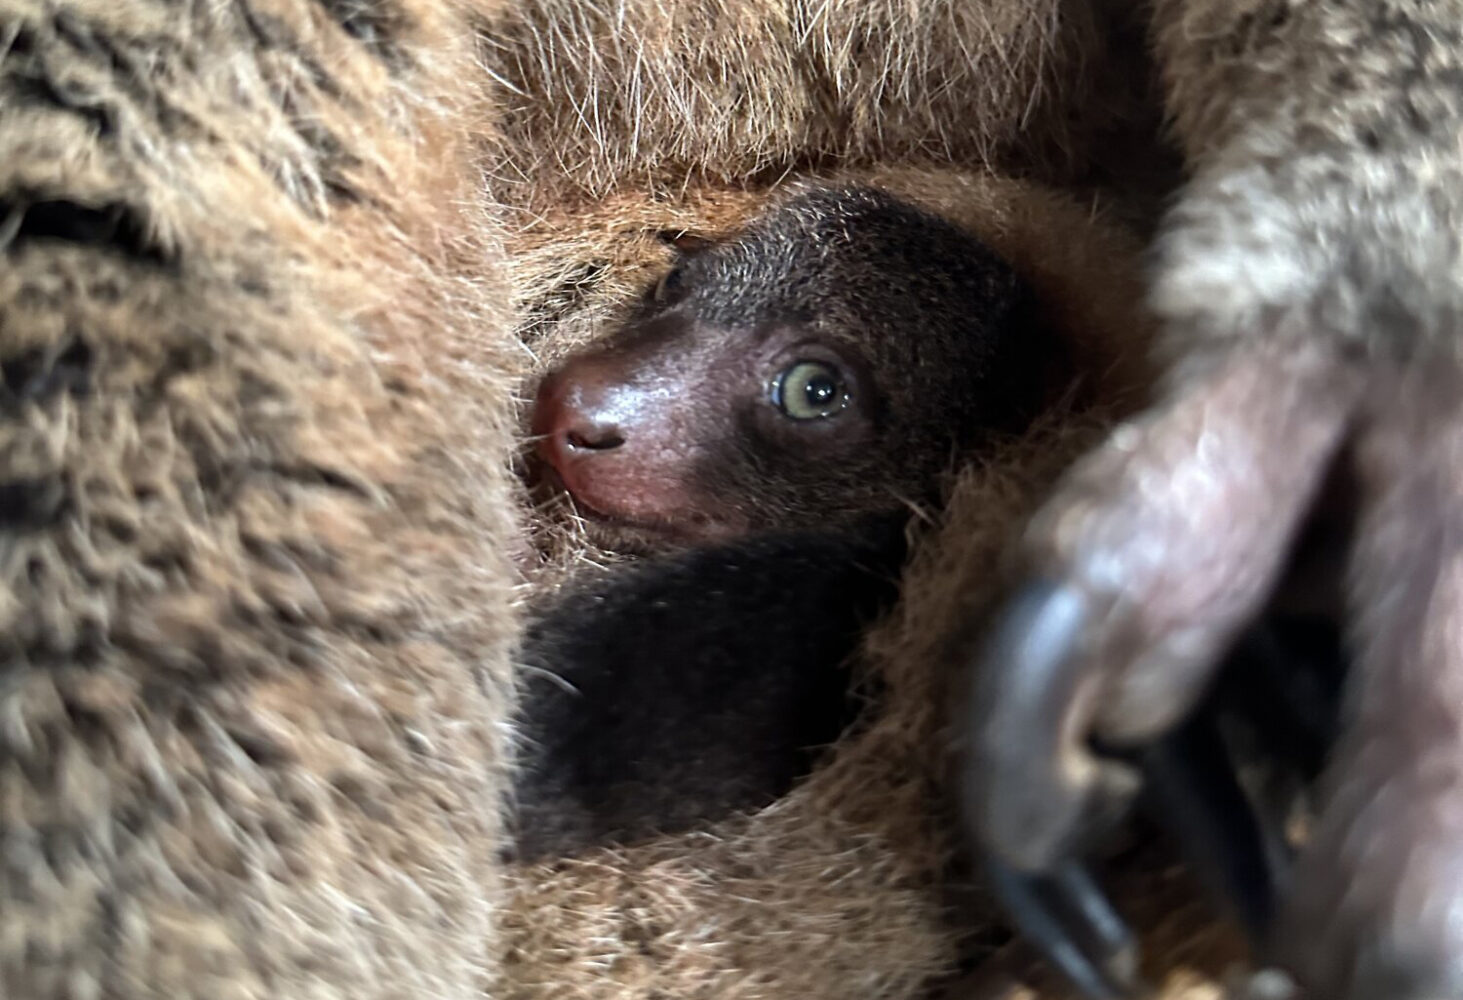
xmin=6 ymin=0 xmax=1451 ymax=997
xmin=0 ymin=1 xmax=518 ymax=995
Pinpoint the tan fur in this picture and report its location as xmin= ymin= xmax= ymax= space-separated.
xmin=490 ymin=0 xmax=1383 ymax=992
xmin=502 ymin=413 xmax=1248 ymax=1000
xmin=8 ymin=0 xmax=1439 ymax=997
xmin=0 ymin=1 xmax=521 ymax=996
xmin=501 ymin=411 xmax=1112 ymax=1000
xmin=1145 ymin=0 xmax=1463 ymax=353
xmin=493 ymin=165 xmax=1254 ymax=998
xmin=477 ymin=0 xmax=1120 ymax=209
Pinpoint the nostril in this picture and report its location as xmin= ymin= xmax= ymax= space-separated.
xmin=565 ymin=425 xmax=625 ymax=451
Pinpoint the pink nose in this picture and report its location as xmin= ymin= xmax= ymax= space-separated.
xmin=531 ymin=366 xmax=625 ymax=481
xmin=527 ymin=329 xmax=742 ymax=538
xmin=531 ymin=359 xmax=689 ymax=523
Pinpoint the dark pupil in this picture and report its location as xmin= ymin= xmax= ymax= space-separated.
xmin=804 ymin=375 xmax=838 ymax=408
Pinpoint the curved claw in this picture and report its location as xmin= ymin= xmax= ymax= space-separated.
xmin=985 ymin=858 xmax=1149 ymax=1000
xmin=1137 ymin=616 xmax=1351 ymax=948
xmin=1142 ymin=714 xmax=1283 ymax=942
xmin=964 ymin=581 xmax=1151 ymax=998
xmin=964 ymin=580 xmax=1143 ymax=874
xmin=964 ymin=345 xmax=1367 ymax=991
xmin=967 ymin=586 xmax=1288 ymax=994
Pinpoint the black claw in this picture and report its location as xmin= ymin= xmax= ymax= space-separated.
xmin=966 ymin=580 xmax=1139 ymax=872
xmin=1135 ymin=613 xmax=1349 ymax=945
xmin=986 ymin=858 xmax=1148 ymax=1000
xmin=1141 ymin=715 xmax=1282 ymax=941
xmin=964 ymin=580 xmax=1151 ymax=997
xmin=1048 ymin=863 xmax=1142 ymax=986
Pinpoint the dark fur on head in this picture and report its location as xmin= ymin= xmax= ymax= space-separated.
xmin=513 ymin=186 xmax=1071 ymax=866
xmin=531 ymin=185 xmax=1057 ymax=549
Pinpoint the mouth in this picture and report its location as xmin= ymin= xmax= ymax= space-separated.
xmin=528 ymin=457 xmax=736 ymax=546
xmin=530 ymin=457 xmax=687 ymax=534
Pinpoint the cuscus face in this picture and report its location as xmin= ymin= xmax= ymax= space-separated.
xmin=531 ymin=185 xmax=1050 ymax=544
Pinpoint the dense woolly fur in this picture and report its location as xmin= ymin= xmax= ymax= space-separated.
xmin=505 ymin=412 xmax=1107 ymax=1000
xmin=496 ymin=161 xmax=1252 ymax=996
xmin=0 ymin=0 xmax=1251 ymax=998
xmin=501 ymin=412 xmax=1248 ymax=1000
xmin=477 ymin=0 xmax=1118 ymax=208
xmin=0 ymin=0 xmax=521 ymax=996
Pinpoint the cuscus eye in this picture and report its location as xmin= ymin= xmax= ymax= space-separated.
xmin=771 ymin=360 xmax=850 ymax=420
xmin=652 ymin=265 xmax=685 ymax=304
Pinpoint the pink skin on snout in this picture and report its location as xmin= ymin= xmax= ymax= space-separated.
xmin=531 ymin=337 xmax=748 ymax=538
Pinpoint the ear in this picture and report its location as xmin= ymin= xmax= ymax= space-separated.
xmin=655 ymin=228 xmax=715 ymax=254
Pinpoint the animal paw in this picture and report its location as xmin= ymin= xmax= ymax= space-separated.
xmin=962 ymin=333 xmax=1463 ymax=997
